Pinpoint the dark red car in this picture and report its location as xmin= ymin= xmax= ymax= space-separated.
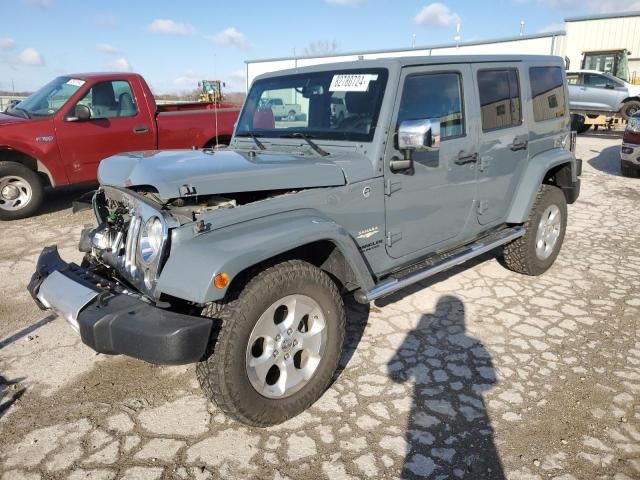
xmin=0 ymin=73 xmax=239 ymax=219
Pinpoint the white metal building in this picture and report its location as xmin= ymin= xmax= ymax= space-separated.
xmin=245 ymin=11 xmax=640 ymax=89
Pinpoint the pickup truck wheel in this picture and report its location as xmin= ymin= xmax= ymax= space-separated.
xmin=196 ymin=260 xmax=345 ymax=427
xmin=287 ymin=110 xmax=297 ymax=121
xmin=621 ymin=100 xmax=640 ymax=121
xmin=502 ymin=184 xmax=567 ymax=276
xmin=0 ymin=162 xmax=43 ymax=221
xmin=621 ymin=161 xmax=638 ymax=177
xmin=576 ymin=123 xmax=591 ymax=134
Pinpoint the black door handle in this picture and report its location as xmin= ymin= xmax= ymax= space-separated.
xmin=455 ymin=152 xmax=478 ymax=165
xmin=133 ymin=126 xmax=149 ymax=134
xmin=509 ymin=140 xmax=528 ymax=151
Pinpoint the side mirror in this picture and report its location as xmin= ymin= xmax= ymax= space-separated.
xmin=67 ymin=104 xmax=91 ymax=122
xmin=391 ymin=118 xmax=440 ymax=172
xmin=605 ymin=83 xmax=616 ymax=90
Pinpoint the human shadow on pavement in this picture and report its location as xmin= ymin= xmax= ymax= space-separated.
xmin=387 ymin=295 xmax=505 ymax=479
xmin=0 ymin=375 xmax=26 ymax=418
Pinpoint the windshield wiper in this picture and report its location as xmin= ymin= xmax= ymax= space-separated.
xmin=279 ymin=132 xmax=329 ymax=157
xmin=13 ymin=107 xmax=31 ymax=119
xmin=236 ymin=131 xmax=265 ymax=150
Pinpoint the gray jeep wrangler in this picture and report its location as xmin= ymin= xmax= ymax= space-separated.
xmin=28 ymin=55 xmax=581 ymax=427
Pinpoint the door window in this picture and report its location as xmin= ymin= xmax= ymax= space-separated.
xmin=76 ymin=80 xmax=138 ymax=119
xmin=397 ymin=72 xmax=465 ymax=140
xmin=529 ymin=66 xmax=566 ymax=122
xmin=566 ymin=73 xmax=580 ymax=85
xmin=583 ymin=73 xmax=609 ymax=88
xmin=477 ymin=69 xmax=521 ymax=131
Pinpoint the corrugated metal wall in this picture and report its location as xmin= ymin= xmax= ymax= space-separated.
xmin=565 ymin=16 xmax=640 ymax=73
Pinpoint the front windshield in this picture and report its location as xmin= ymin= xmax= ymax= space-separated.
xmin=236 ymin=68 xmax=388 ymax=142
xmin=9 ymin=76 xmax=85 ymax=118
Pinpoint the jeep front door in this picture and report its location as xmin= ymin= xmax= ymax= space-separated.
xmin=384 ymin=65 xmax=479 ymax=259
xmin=473 ymin=64 xmax=529 ymax=225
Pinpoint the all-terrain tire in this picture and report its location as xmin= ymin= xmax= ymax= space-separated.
xmin=620 ymin=100 xmax=640 ymax=121
xmin=0 ymin=161 xmax=44 ymax=221
xmin=196 ymin=260 xmax=346 ymax=427
xmin=502 ymin=184 xmax=567 ymax=276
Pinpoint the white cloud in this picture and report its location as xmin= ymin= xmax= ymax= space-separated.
xmin=0 ymin=38 xmax=16 ymax=50
xmin=108 ymin=57 xmax=132 ymax=71
xmin=21 ymin=0 xmax=51 ymax=8
xmin=325 ymin=0 xmax=367 ymax=5
xmin=415 ymin=3 xmax=461 ymax=28
xmin=174 ymin=70 xmax=201 ymax=88
xmin=96 ymin=12 xmax=115 ymax=28
xmin=226 ymin=69 xmax=247 ymax=91
xmin=18 ymin=48 xmax=44 ymax=66
xmin=147 ymin=19 xmax=194 ymax=35
xmin=96 ymin=43 xmax=119 ymax=55
xmin=212 ymin=27 xmax=251 ymax=49
xmin=539 ymin=22 xmax=565 ymax=32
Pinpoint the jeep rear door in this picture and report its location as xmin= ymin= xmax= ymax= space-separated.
xmin=383 ymin=64 xmax=479 ymax=259
xmin=473 ymin=63 xmax=529 ymax=225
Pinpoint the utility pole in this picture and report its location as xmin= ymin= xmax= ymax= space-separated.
xmin=520 ymin=20 xmax=525 ymax=36
xmin=411 ymin=34 xmax=416 ymax=48
xmin=454 ymin=23 xmax=461 ymax=50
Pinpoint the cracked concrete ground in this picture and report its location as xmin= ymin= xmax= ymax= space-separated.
xmin=1 ymin=133 xmax=638 ymax=480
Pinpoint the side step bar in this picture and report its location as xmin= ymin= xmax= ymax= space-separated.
xmin=354 ymin=226 xmax=525 ymax=304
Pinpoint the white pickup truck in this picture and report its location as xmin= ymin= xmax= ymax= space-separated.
xmin=568 ymin=70 xmax=640 ymax=132
xmin=259 ymin=97 xmax=301 ymax=121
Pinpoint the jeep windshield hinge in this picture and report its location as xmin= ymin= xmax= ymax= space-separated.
xmin=385 ymin=179 xmax=402 ymax=196
xmin=386 ymin=231 xmax=402 ymax=247
xmin=477 ymin=200 xmax=489 ymax=215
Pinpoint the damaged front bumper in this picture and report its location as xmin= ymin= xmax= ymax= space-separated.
xmin=28 ymin=246 xmax=213 ymax=365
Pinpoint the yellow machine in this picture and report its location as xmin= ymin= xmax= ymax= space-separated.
xmin=198 ymin=80 xmax=223 ymax=103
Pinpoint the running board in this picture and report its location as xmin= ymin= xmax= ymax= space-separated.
xmin=354 ymin=226 xmax=525 ymax=304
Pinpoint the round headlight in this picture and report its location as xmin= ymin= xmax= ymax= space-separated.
xmin=139 ymin=216 xmax=164 ymax=264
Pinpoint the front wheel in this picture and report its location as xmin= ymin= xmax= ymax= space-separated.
xmin=287 ymin=110 xmax=297 ymax=121
xmin=0 ymin=161 xmax=44 ymax=221
xmin=196 ymin=260 xmax=345 ymax=427
xmin=502 ymin=184 xmax=567 ymax=276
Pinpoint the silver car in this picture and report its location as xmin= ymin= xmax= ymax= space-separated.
xmin=567 ymin=69 xmax=640 ymax=120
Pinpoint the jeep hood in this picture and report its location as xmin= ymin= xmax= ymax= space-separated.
xmin=98 ymin=149 xmax=349 ymax=200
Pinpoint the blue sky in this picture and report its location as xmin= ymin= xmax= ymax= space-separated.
xmin=1 ymin=0 xmax=639 ymax=93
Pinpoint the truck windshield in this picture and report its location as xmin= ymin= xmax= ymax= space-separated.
xmin=236 ymin=68 xmax=388 ymax=142
xmin=9 ymin=76 xmax=85 ymax=118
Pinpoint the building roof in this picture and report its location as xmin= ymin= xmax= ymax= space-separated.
xmin=246 ymin=31 xmax=566 ymax=65
xmin=565 ymin=11 xmax=640 ymax=22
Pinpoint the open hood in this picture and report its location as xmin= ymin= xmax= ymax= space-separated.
xmin=98 ymin=149 xmax=347 ymax=200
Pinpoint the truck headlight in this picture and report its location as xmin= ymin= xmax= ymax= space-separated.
xmin=627 ymin=118 xmax=640 ymax=133
xmin=139 ymin=216 xmax=164 ymax=265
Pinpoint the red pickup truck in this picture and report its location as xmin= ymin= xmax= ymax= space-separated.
xmin=0 ymin=72 xmax=240 ymax=220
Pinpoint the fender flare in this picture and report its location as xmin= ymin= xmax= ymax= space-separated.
xmin=506 ymin=148 xmax=575 ymax=224
xmin=155 ymin=210 xmax=375 ymax=304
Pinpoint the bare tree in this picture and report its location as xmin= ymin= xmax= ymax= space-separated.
xmin=303 ymin=40 xmax=338 ymax=57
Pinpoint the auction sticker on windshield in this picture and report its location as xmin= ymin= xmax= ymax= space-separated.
xmin=66 ymin=79 xmax=85 ymax=87
xmin=330 ymin=74 xmax=378 ymax=92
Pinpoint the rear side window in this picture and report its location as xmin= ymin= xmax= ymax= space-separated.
xmin=477 ymin=69 xmax=521 ymax=131
xmin=529 ymin=66 xmax=566 ymax=122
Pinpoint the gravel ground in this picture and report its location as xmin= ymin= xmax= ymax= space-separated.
xmin=0 ymin=133 xmax=638 ymax=480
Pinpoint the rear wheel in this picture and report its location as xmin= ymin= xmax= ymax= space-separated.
xmin=0 ymin=162 xmax=43 ymax=221
xmin=196 ymin=260 xmax=345 ymax=427
xmin=502 ymin=184 xmax=567 ymax=276
xmin=620 ymin=100 xmax=640 ymax=121
xmin=287 ymin=110 xmax=297 ymax=121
